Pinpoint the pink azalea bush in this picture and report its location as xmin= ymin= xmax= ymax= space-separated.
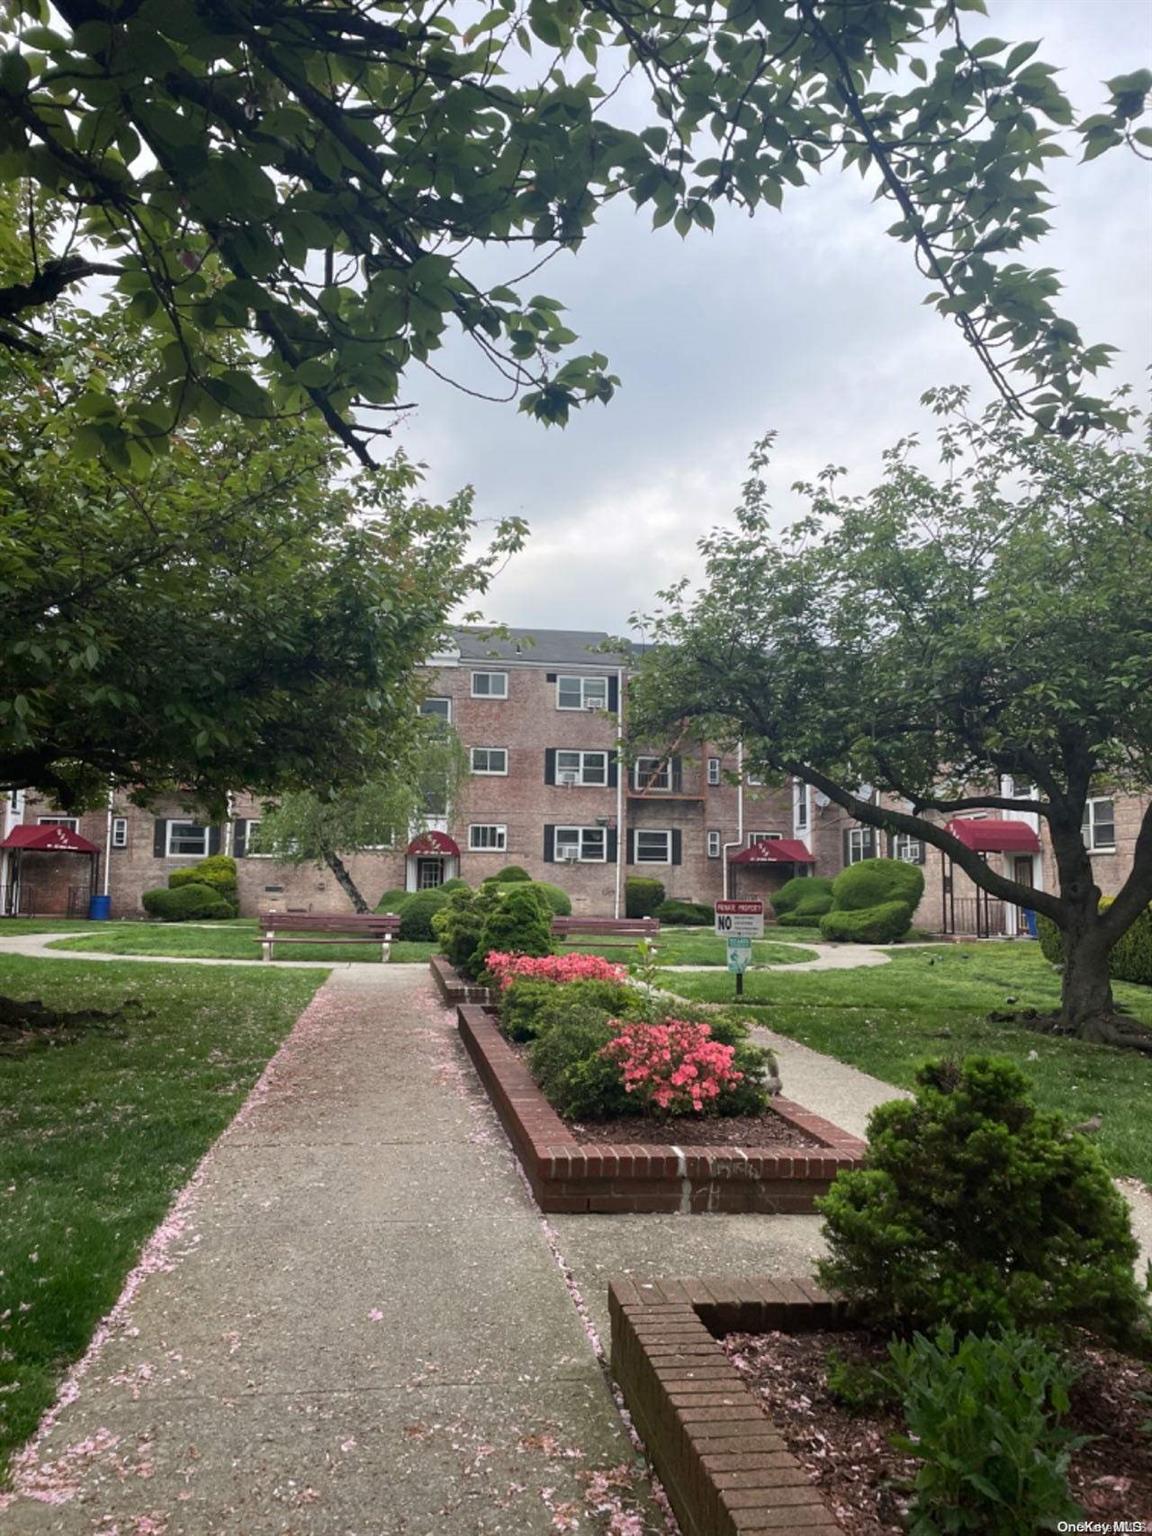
xmin=484 ymin=951 xmax=628 ymax=991
xmin=600 ymin=1019 xmax=743 ymax=1115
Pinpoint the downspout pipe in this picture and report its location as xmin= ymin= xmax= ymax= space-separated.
xmin=721 ymin=742 xmax=745 ymax=900
xmin=614 ymin=665 xmax=625 ymax=920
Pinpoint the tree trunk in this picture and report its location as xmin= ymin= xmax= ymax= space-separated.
xmin=322 ymin=848 xmax=369 ymax=913
xmin=1059 ymin=916 xmax=1116 ymax=1040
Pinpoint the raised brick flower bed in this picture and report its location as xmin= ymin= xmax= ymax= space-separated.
xmin=608 ymin=1274 xmax=848 ymax=1535
xmin=429 ymin=954 xmax=495 ymax=1007
xmin=457 ymin=1004 xmax=866 ymax=1214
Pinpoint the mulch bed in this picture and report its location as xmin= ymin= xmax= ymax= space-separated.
xmin=723 ymin=1328 xmax=1152 ymax=1534
xmin=566 ymin=1111 xmax=821 ymax=1148
xmin=0 ymin=994 xmax=142 ymax=1054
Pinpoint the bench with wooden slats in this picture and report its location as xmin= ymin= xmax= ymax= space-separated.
xmin=550 ymin=916 xmax=660 ymax=949
xmin=257 ymin=911 xmax=403 ymax=962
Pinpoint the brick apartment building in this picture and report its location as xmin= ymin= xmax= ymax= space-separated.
xmin=3 ymin=627 xmax=1148 ymax=932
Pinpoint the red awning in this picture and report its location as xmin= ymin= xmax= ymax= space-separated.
xmin=1 ymin=824 xmax=101 ymax=854
xmin=946 ymin=818 xmax=1041 ymax=854
xmin=406 ymin=830 xmax=461 ymax=857
xmin=729 ymin=838 xmax=816 ymax=865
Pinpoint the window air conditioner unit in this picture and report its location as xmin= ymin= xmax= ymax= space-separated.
xmin=559 ymin=848 xmax=579 ymax=863
xmin=584 ymin=702 xmax=599 ymax=711
xmin=594 ymin=816 xmax=610 ymax=827
xmin=559 ymin=772 xmax=578 ymax=786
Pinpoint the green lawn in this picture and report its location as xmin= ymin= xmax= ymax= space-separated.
xmin=42 ymin=924 xmax=436 ymax=964
xmin=566 ymin=927 xmax=821 ymax=966
xmin=663 ymin=943 xmax=1152 ymax=1186
xmin=0 ymin=955 xmax=326 ymax=1481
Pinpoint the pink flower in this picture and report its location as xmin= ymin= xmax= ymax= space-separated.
xmin=485 ymin=952 xmax=627 ymax=989
xmin=600 ymin=1019 xmax=742 ymax=1116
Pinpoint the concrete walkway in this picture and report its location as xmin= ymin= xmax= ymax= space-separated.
xmin=2 ymin=969 xmax=660 ymax=1535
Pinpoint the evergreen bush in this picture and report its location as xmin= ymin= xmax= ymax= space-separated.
xmin=832 ymin=857 xmax=925 ymax=912
xmin=431 ymin=885 xmax=498 ymax=978
xmin=1039 ymin=898 xmax=1152 ymax=987
xmin=501 ymin=977 xmax=640 ymax=1042
xmin=654 ymin=899 xmax=713 ymax=925
xmin=527 ymin=880 xmax=572 ymax=916
xmin=527 ymin=1004 xmax=638 ymax=1120
xmin=819 ymin=899 xmax=915 ymax=944
xmin=475 ymin=884 xmax=554 ymax=966
xmin=168 ymin=853 xmax=237 ymax=900
xmin=625 ymin=876 xmax=665 ymax=918
xmin=143 ymin=882 xmax=234 ymax=921
xmin=398 ymin=887 xmax=452 ymax=941
xmin=817 ymin=1057 xmax=1149 ymax=1343
xmin=772 ymin=875 xmax=834 ymax=925
xmin=492 ymin=865 xmax=531 ymax=883
xmin=375 ymin=886 xmax=409 ymax=914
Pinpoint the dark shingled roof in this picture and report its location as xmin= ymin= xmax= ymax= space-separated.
xmin=451 ymin=627 xmax=638 ymax=666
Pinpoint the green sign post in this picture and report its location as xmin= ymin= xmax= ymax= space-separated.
xmin=726 ymin=936 xmax=753 ymax=997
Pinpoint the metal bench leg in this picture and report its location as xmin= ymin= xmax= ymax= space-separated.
xmin=263 ymin=932 xmax=274 ymax=962
xmin=381 ymin=940 xmax=390 ymax=964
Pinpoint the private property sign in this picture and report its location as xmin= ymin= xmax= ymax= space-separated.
xmin=714 ymin=900 xmax=765 ymax=938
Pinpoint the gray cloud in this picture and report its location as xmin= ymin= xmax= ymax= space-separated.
xmin=397 ymin=0 xmax=1152 ymax=634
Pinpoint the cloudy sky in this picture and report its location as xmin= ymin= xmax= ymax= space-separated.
xmin=397 ymin=0 xmax=1152 ymax=640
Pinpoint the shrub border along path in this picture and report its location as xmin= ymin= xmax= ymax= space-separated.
xmin=457 ymin=1004 xmax=865 ymax=1213
xmin=609 ymin=1274 xmax=847 ymax=1534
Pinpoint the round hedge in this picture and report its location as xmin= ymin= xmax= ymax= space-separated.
xmin=1039 ymin=898 xmax=1152 ymax=986
xmin=625 ymin=876 xmax=665 ymax=918
xmin=831 ymin=857 xmax=925 ymax=914
xmin=168 ymin=854 xmax=237 ymax=898
xmin=819 ymin=899 xmax=915 ymax=944
xmin=492 ymin=866 xmax=531 ymax=883
xmin=772 ymin=875 xmax=834 ymax=924
xmin=375 ymin=887 xmax=409 ymax=914
xmin=654 ymin=899 xmax=713 ymax=925
xmin=143 ymin=882 xmax=235 ymax=921
xmin=528 ymin=881 xmax=572 ymax=917
xmin=398 ymin=887 xmax=452 ymax=941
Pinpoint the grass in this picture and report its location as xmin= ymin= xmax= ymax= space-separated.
xmin=660 ymin=942 xmax=1152 ymax=1186
xmin=565 ymin=927 xmax=821 ymax=966
xmin=38 ymin=923 xmax=436 ymax=964
xmin=0 ymin=956 xmax=326 ymax=1482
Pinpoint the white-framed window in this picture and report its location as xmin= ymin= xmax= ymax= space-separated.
xmin=38 ymin=816 xmax=79 ymax=831
xmin=557 ymin=675 xmax=609 ymax=711
xmin=471 ymin=671 xmax=508 ymax=699
xmin=748 ymin=830 xmax=781 ymax=845
xmin=557 ymin=749 xmax=608 ymax=786
xmin=167 ymin=821 xmax=209 ymax=857
xmin=245 ymin=818 xmax=271 ymax=857
xmin=636 ymin=829 xmax=672 ymax=864
xmin=1083 ymin=797 xmax=1116 ymax=852
xmin=707 ymin=830 xmax=721 ymax=858
xmin=469 ymin=824 xmax=507 ymax=852
xmin=634 ymin=756 xmax=671 ymax=792
xmin=555 ymin=826 xmax=606 ymax=862
xmin=892 ymin=832 xmax=924 ymax=864
xmin=111 ymin=816 xmax=128 ymax=849
xmin=1010 ymin=776 xmax=1034 ymax=799
xmin=845 ymin=828 xmax=873 ymax=864
xmin=745 ymin=770 xmax=765 ymax=787
xmin=794 ymin=780 xmax=809 ymax=830
xmin=470 ymin=747 xmax=508 ymax=776
xmin=707 ymin=757 xmax=721 ymax=786
xmin=420 ymin=697 xmax=452 ymax=722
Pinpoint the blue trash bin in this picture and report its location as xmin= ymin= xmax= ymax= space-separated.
xmin=1021 ymin=908 xmax=1038 ymax=939
xmin=88 ymin=894 xmax=112 ymax=921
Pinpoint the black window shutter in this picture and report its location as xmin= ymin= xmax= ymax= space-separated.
xmin=886 ymin=831 xmax=895 ymax=857
xmin=626 ymin=829 xmax=636 ymax=866
xmin=545 ymin=748 xmax=556 ymax=786
xmin=153 ymin=819 xmax=167 ymax=857
xmin=234 ymin=819 xmax=247 ymax=859
xmin=607 ymin=828 xmax=618 ymax=863
xmin=670 ymin=754 xmax=682 ymax=791
xmin=608 ymin=675 xmax=619 ymax=713
xmin=863 ymin=828 xmax=876 ymax=859
xmin=671 ymin=830 xmax=682 ymax=865
xmin=208 ymin=826 xmax=222 ymax=856
xmin=543 ymin=825 xmax=555 ymax=863
xmin=546 ymin=672 xmax=557 ymax=683
xmin=841 ymin=828 xmax=851 ymax=866
xmin=915 ymin=839 xmax=927 ymax=866
xmin=607 ymin=751 xmax=618 ymax=788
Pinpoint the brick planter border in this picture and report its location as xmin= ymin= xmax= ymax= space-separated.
xmin=430 ymin=954 xmax=496 ymax=1007
xmin=609 ymin=1275 xmax=849 ymax=1534
xmin=457 ymin=1004 xmax=866 ymax=1213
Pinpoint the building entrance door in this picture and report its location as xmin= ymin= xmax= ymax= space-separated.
xmin=416 ymin=857 xmax=444 ymax=890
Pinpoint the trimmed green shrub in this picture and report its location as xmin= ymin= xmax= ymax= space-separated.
xmin=169 ymin=853 xmax=237 ymax=900
xmin=440 ymin=877 xmax=470 ymax=893
xmin=475 ymin=884 xmax=554 ymax=965
xmin=492 ymin=865 xmax=531 ymax=883
xmin=375 ymin=886 xmax=409 ymax=914
xmin=817 ymin=1056 xmax=1149 ymax=1343
xmin=654 ymin=899 xmax=713 ymax=925
xmin=431 ymin=885 xmax=499 ymax=978
xmin=819 ymin=899 xmax=915 ymax=944
xmin=501 ymin=977 xmax=640 ymax=1042
xmin=772 ymin=875 xmax=834 ymax=925
xmin=527 ymin=1004 xmax=638 ymax=1120
xmin=527 ymin=881 xmax=572 ymax=917
xmin=625 ymin=876 xmax=665 ymax=919
xmin=886 ymin=1326 xmax=1083 ymax=1534
xmin=832 ymin=856 xmax=925 ymax=913
xmin=143 ymin=882 xmax=234 ymax=921
xmin=398 ymin=887 xmax=452 ymax=941
xmin=1039 ymin=898 xmax=1152 ymax=987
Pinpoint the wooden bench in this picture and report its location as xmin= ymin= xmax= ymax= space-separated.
xmin=257 ymin=912 xmax=402 ymax=962
xmin=550 ymin=916 xmax=660 ymax=950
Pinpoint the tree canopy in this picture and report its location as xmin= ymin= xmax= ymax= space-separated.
xmin=0 ymin=294 xmax=522 ymax=810
xmin=0 ymin=0 xmax=1147 ymax=459
xmin=626 ymin=390 xmax=1152 ymax=1040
